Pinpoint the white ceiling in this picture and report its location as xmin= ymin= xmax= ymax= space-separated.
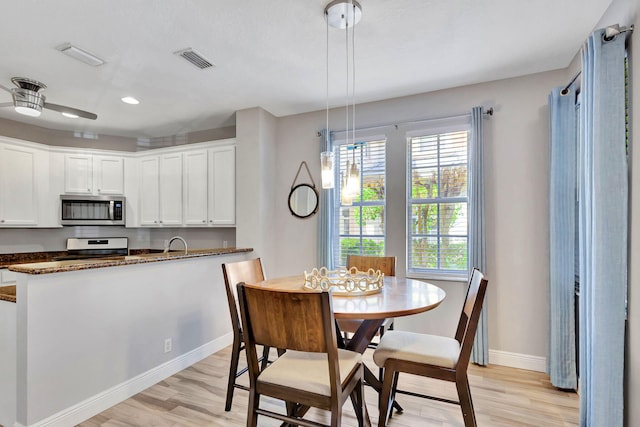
xmin=0 ymin=0 xmax=613 ymax=139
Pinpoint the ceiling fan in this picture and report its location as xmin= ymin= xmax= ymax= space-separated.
xmin=0 ymin=77 xmax=97 ymax=120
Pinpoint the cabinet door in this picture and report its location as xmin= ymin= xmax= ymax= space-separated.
xmin=183 ymin=150 xmax=208 ymax=225
xmin=64 ymin=154 xmax=93 ymax=194
xmin=139 ymin=156 xmax=160 ymax=226
xmin=208 ymin=146 xmax=235 ymax=225
xmin=0 ymin=145 xmax=38 ymax=226
xmin=159 ymin=153 xmax=183 ymax=226
xmin=95 ymin=156 xmax=124 ymax=195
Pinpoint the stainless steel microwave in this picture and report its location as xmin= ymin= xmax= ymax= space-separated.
xmin=60 ymin=195 xmax=125 ymax=225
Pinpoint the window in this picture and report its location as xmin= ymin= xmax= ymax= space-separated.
xmin=407 ymin=123 xmax=469 ymax=277
xmin=332 ymin=138 xmax=386 ymax=267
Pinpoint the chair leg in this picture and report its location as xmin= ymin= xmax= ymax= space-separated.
xmin=247 ymin=390 xmax=260 ymax=427
xmin=331 ymin=404 xmax=342 ymax=427
xmin=378 ymin=367 xmax=396 ymax=427
xmin=260 ymin=345 xmax=270 ymax=370
xmin=456 ymin=373 xmax=477 ymax=427
xmin=350 ymin=376 xmax=369 ymax=427
xmin=225 ymin=338 xmax=242 ymax=411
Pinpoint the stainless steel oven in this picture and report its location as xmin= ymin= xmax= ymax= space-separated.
xmin=60 ymin=195 xmax=125 ymax=225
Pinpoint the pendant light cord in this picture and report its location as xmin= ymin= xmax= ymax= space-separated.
xmin=351 ymin=0 xmax=356 ymax=152
xmin=345 ymin=18 xmax=350 ymax=148
xmin=326 ymin=11 xmax=329 ymax=140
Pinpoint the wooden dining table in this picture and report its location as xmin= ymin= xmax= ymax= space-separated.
xmin=252 ymin=274 xmax=446 ymax=410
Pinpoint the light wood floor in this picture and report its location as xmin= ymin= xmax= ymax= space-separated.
xmin=78 ymin=346 xmax=579 ymax=426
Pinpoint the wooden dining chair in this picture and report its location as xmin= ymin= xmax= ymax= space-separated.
xmin=237 ymin=283 xmax=370 ymax=427
xmin=373 ymin=268 xmax=488 ymax=427
xmin=221 ymin=258 xmax=272 ymax=412
xmin=338 ymin=255 xmax=397 ymax=346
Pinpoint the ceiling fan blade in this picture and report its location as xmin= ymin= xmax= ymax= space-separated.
xmin=0 ymin=83 xmax=14 ymax=95
xmin=44 ymin=102 xmax=97 ymax=120
xmin=0 ymin=102 xmax=14 ymax=108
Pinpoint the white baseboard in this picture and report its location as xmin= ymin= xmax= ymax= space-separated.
xmin=488 ymin=349 xmax=546 ymax=372
xmin=24 ymin=333 xmax=233 ymax=427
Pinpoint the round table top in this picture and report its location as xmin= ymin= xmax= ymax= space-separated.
xmin=253 ymin=275 xmax=446 ymax=320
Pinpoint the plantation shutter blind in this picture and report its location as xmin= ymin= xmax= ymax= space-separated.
xmin=331 ymin=136 xmax=386 ymax=267
xmin=407 ymin=119 xmax=470 ymax=277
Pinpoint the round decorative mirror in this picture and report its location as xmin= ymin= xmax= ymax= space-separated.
xmin=288 ymin=183 xmax=319 ymax=219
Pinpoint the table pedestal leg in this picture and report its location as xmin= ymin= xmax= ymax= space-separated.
xmin=340 ymin=319 xmax=404 ymax=413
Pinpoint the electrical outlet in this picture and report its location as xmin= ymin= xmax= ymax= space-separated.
xmin=164 ymin=338 xmax=172 ymax=353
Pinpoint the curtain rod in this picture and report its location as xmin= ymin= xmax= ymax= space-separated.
xmin=560 ymin=24 xmax=634 ymax=95
xmin=317 ymin=107 xmax=494 ymax=136
xmin=561 ymin=71 xmax=581 ymax=95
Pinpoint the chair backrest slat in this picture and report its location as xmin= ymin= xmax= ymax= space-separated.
xmin=222 ymin=259 xmax=265 ymax=333
xmin=455 ymin=268 xmax=488 ymax=367
xmin=238 ymin=284 xmax=336 ymax=354
xmin=346 ymin=255 xmax=396 ymax=276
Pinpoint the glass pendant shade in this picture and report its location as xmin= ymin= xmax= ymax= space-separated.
xmin=341 ymin=173 xmax=352 ymax=206
xmin=347 ymin=161 xmax=360 ymax=199
xmin=321 ymin=151 xmax=335 ymax=189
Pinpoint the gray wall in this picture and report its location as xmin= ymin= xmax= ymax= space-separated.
xmin=268 ymin=68 xmax=569 ymax=363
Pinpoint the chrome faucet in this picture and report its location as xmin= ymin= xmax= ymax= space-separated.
xmin=164 ymin=236 xmax=188 ymax=254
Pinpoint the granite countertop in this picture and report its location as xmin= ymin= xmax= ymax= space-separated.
xmin=0 ymin=251 xmax=68 ymax=269
xmin=0 ymin=285 xmax=16 ymax=303
xmin=6 ymin=247 xmax=253 ymax=275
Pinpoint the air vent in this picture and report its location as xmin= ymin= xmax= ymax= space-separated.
xmin=174 ymin=48 xmax=215 ymax=70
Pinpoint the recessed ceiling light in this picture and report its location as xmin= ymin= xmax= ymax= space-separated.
xmin=121 ymin=96 xmax=139 ymax=105
xmin=62 ymin=112 xmax=79 ymax=119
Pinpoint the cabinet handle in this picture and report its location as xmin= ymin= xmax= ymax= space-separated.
xmin=159 ymin=220 xmax=163 ymax=223
xmin=154 ymin=220 xmax=158 ymax=224
xmin=87 ymin=188 xmax=91 ymax=191
xmin=202 ymin=220 xmax=206 ymax=223
xmin=0 ymin=219 xmax=4 ymax=223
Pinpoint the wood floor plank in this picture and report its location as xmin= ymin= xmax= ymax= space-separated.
xmin=78 ymin=346 xmax=579 ymax=426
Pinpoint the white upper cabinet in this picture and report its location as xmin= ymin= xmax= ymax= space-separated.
xmin=138 ymin=153 xmax=183 ymax=226
xmin=139 ymin=156 xmax=160 ymax=226
xmin=208 ymin=145 xmax=235 ymax=225
xmin=0 ymin=137 xmax=235 ymax=229
xmin=64 ymin=154 xmax=124 ymax=195
xmin=0 ymin=143 xmax=39 ymax=226
xmin=159 ymin=153 xmax=183 ymax=226
xmin=182 ymin=145 xmax=236 ymax=227
xmin=183 ymin=150 xmax=209 ymax=225
xmin=95 ymin=156 xmax=125 ymax=195
xmin=64 ymin=154 xmax=92 ymax=194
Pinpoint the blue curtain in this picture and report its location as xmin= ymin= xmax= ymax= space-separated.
xmin=579 ymin=28 xmax=627 ymax=426
xmin=318 ymin=129 xmax=335 ymax=269
xmin=468 ymin=106 xmax=487 ymax=365
xmin=547 ymin=85 xmax=577 ymax=389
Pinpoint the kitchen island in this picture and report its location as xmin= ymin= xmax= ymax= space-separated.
xmin=0 ymin=248 xmax=252 ymax=427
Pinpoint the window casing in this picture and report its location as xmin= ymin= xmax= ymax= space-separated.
xmin=407 ymin=123 xmax=469 ymax=278
xmin=332 ymin=137 xmax=386 ymax=267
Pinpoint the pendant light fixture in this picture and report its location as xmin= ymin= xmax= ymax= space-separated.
xmin=320 ymin=9 xmax=335 ymax=190
xmin=322 ymin=0 xmax=362 ymax=201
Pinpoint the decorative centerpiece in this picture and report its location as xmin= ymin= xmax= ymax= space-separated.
xmin=303 ymin=266 xmax=384 ymax=296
